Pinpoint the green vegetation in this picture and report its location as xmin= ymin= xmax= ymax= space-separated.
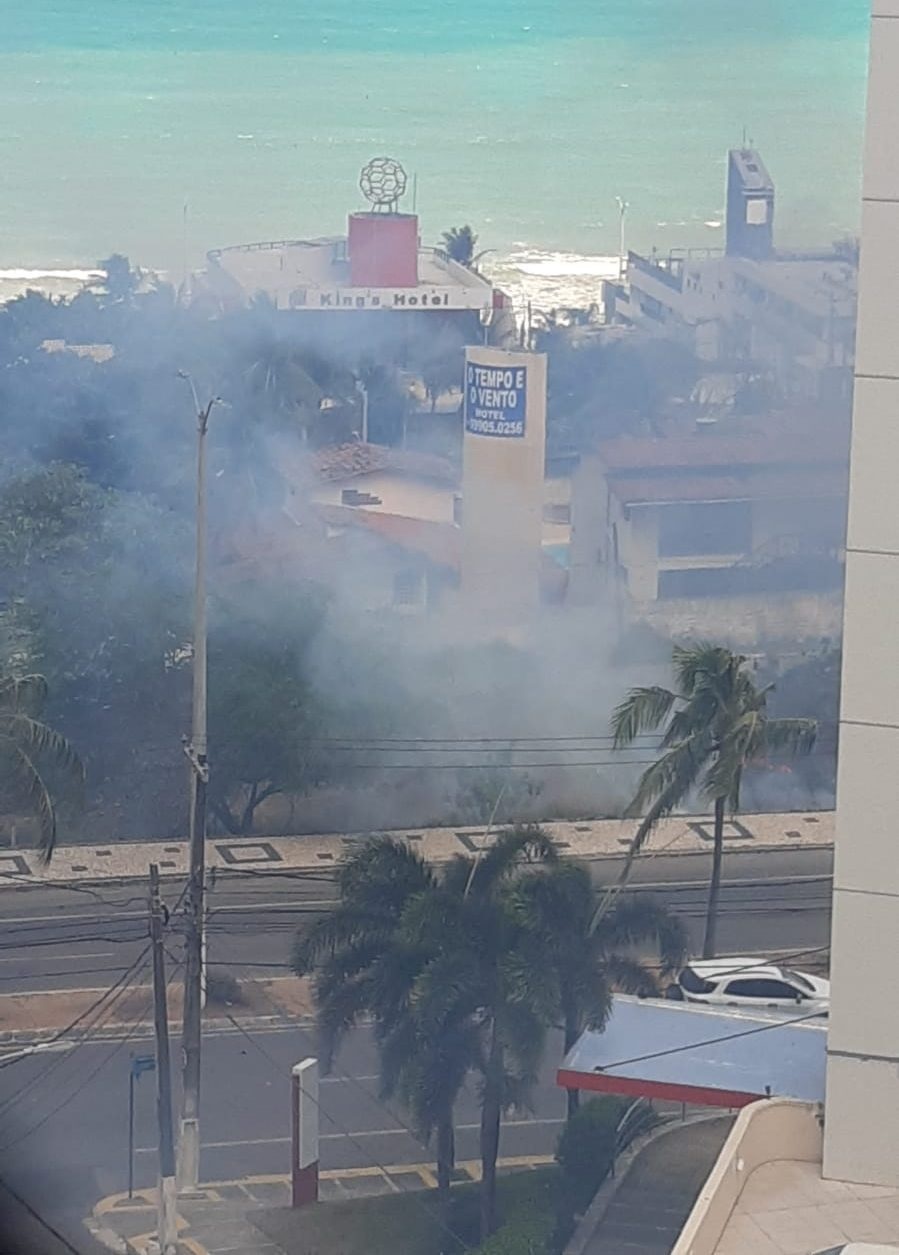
xmin=611 ymin=643 xmax=817 ymax=957
xmin=0 ymin=674 xmax=84 ymax=861
xmin=293 ymin=829 xmax=682 ymax=1240
xmin=253 ymin=1099 xmax=642 ymax=1255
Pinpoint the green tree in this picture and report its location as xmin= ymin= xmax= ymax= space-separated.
xmin=291 ymin=837 xmax=467 ymax=1213
xmin=513 ymin=861 xmax=687 ymax=1118
xmin=208 ymin=587 xmax=332 ymax=834
xmin=294 ymin=826 xmax=560 ymax=1239
xmin=409 ymin=826 xmax=558 ymax=1240
xmin=0 ymin=674 xmax=84 ymax=862
xmin=441 ymin=225 xmax=483 ymax=268
xmin=97 ymin=254 xmax=141 ymax=304
xmin=610 ymin=643 xmax=817 ymax=958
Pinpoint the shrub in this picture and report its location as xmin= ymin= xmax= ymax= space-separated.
xmin=474 ymin=1215 xmax=553 ymax=1255
xmin=204 ymin=968 xmax=244 ymax=1006
xmin=555 ymin=1096 xmax=628 ymax=1215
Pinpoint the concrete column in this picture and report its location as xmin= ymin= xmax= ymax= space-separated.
xmin=823 ymin=0 xmax=899 ymax=1187
xmin=291 ymin=1058 xmax=319 ymax=1206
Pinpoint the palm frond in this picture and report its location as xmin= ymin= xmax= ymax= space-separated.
xmin=596 ymin=895 xmax=688 ymax=973
xmin=624 ymin=732 xmax=708 ymax=821
xmin=611 ymin=686 xmax=677 ymax=747
xmin=4 ymin=743 xmax=56 ymax=863
xmin=761 ymin=717 xmax=817 ymax=758
xmin=604 ymin=953 xmax=663 ymax=998
xmin=0 ymin=674 xmax=49 ymax=717
xmin=465 ymin=824 xmax=557 ymax=897
xmin=0 ymin=715 xmax=84 ymax=785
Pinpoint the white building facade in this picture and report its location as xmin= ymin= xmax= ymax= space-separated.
xmin=824 ymin=0 xmax=899 ymax=1186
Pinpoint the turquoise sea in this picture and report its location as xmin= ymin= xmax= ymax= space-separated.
xmin=0 ymin=1 xmax=871 ymax=307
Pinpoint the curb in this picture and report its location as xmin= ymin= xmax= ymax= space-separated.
xmin=0 ymin=1013 xmax=315 ymax=1046
xmin=84 ymin=1217 xmax=129 ymax=1255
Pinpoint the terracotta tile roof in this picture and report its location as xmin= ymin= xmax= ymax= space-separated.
xmin=310 ymin=443 xmax=458 ymax=486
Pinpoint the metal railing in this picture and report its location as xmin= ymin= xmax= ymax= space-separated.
xmin=610 ymin=1098 xmax=659 ymax=1176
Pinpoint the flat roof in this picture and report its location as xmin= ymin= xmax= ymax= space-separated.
xmin=609 ymin=467 xmax=848 ymax=507
xmin=558 ymin=996 xmax=826 ymax=1108
xmin=205 ymin=237 xmax=495 ymax=306
xmin=730 ymin=148 xmax=774 ymax=193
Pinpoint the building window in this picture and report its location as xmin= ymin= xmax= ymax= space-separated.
xmin=393 ymin=569 xmax=424 ymax=608
xmin=543 ymin=503 xmax=571 ymax=524
xmin=723 ymin=978 xmax=799 ymax=1000
xmin=657 ymin=566 xmax=738 ymax=599
xmin=657 ymin=500 xmax=752 ymax=558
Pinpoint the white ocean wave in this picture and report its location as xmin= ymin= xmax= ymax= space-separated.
xmin=0 ymin=268 xmax=103 ymax=281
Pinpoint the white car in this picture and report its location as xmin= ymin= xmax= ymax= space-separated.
xmin=673 ymin=957 xmax=830 ymax=1016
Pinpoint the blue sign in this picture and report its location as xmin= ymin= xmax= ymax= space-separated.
xmin=130 ymin=1054 xmax=156 ymax=1079
xmin=464 ymin=361 xmax=527 ymax=438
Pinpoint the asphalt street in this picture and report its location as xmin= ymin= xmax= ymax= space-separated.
xmin=0 ymin=844 xmax=834 ymax=1251
xmin=0 ymin=846 xmax=834 ymax=996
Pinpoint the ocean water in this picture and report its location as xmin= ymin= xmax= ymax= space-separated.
xmin=0 ymin=1 xmax=871 ymax=308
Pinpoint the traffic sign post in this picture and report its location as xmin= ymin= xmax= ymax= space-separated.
xmin=128 ymin=1053 xmax=156 ymax=1199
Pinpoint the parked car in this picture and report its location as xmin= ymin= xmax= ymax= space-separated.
xmin=671 ymin=957 xmax=830 ymax=1016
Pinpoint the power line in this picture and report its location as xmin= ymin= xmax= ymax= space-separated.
xmin=217 ymin=1006 xmax=471 ymax=1252
xmin=0 ymin=946 xmax=153 ymax=1120
xmin=594 ymin=1007 xmax=825 ymax=1076
xmin=0 ymin=1177 xmax=85 ymax=1255
xmin=0 ymin=956 xmax=180 ymax=1154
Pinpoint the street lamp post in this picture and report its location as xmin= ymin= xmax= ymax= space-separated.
xmin=177 ymin=372 xmax=218 ymax=1194
xmin=615 ymin=196 xmax=629 ymax=282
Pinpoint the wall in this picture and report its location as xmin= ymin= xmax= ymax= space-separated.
xmin=635 ymin=590 xmax=843 ymax=646
xmin=671 ymin=1100 xmax=823 ymax=1255
xmin=312 ymin=473 xmax=456 ymax=524
xmin=824 ymin=0 xmax=899 ymax=1188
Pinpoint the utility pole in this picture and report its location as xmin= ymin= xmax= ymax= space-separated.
xmin=178 ymin=373 xmax=218 ymax=1193
xmin=149 ymin=864 xmax=177 ymax=1255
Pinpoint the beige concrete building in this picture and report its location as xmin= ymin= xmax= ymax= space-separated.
xmin=824 ymin=0 xmax=899 ymax=1188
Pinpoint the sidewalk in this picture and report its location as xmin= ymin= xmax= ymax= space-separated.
xmin=0 ymin=976 xmax=314 ymax=1041
xmin=1 ymin=810 xmax=834 ymax=890
xmin=87 ymin=1157 xmax=553 ymax=1255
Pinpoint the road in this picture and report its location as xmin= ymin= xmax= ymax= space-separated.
xmin=0 ymin=1023 xmax=568 ymax=1252
xmin=0 ymin=846 xmax=834 ymax=996
xmin=0 ymin=845 xmax=834 ymax=1251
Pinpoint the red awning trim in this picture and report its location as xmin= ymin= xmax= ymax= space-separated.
xmin=557 ymin=1068 xmax=761 ymax=1110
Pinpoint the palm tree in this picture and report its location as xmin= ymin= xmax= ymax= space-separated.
xmin=0 ymin=675 xmax=85 ymax=863
xmin=513 ymin=860 xmax=687 ymax=1118
xmin=611 ymin=643 xmax=817 ymax=958
xmin=291 ymin=837 xmax=465 ymax=1211
xmin=409 ymin=825 xmax=558 ymax=1240
xmin=440 ymin=225 xmax=490 ymax=269
xmin=295 ymin=826 xmax=563 ymax=1239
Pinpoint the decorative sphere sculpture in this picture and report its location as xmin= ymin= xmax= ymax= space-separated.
xmin=359 ymin=157 xmax=408 ymax=211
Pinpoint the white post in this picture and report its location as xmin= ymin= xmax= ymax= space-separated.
xmin=291 ymin=1058 xmax=319 ymax=1207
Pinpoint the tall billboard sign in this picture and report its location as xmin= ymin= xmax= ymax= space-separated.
xmin=464 ymin=360 xmax=528 ymax=438
xmin=461 ymin=346 xmax=547 ymax=617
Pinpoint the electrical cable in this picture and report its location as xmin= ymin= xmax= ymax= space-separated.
xmin=0 ymin=1176 xmax=86 ymax=1255
xmin=0 ymin=945 xmax=153 ymax=1118
xmin=0 ymin=955 xmax=180 ymax=1154
xmin=217 ymin=1006 xmax=471 ymax=1252
xmin=591 ymin=1007 xmax=826 ymax=1077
